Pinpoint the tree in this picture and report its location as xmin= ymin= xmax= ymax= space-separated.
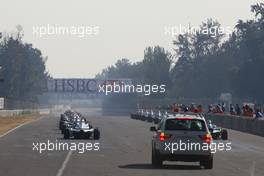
xmin=142 ymin=46 xmax=172 ymax=87
xmin=0 ymin=30 xmax=48 ymax=104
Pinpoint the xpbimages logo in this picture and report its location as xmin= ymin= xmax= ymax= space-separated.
xmin=32 ymin=140 xmax=100 ymax=154
xmin=98 ymin=82 xmax=166 ymax=96
xmin=163 ymin=140 xmax=232 ymax=154
xmin=32 ymin=24 xmax=99 ymax=38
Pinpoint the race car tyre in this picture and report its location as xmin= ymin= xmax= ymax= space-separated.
xmin=93 ymin=128 xmax=100 ymax=140
xmin=73 ymin=133 xmax=82 ymax=139
xmin=61 ymin=126 xmax=65 ymax=134
xmin=200 ymin=157 xmax=213 ymax=169
xmin=147 ymin=119 xmax=153 ymax=123
xmin=221 ymin=130 xmax=228 ymax=140
xmin=152 ymin=148 xmax=163 ymax=168
xmin=64 ymin=129 xmax=70 ymax=139
xmin=60 ymin=114 xmax=64 ymax=121
xmin=212 ymin=133 xmax=218 ymax=140
xmin=59 ymin=122 xmax=62 ymax=130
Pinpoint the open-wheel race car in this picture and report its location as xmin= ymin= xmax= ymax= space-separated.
xmin=63 ymin=120 xmax=100 ymax=140
xmin=207 ymin=120 xmax=228 ymax=140
xmin=59 ymin=110 xmax=100 ymax=140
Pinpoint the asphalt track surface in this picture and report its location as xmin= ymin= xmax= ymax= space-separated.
xmin=0 ymin=109 xmax=264 ymax=176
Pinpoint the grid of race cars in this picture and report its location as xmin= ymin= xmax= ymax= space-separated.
xmin=59 ymin=108 xmax=228 ymax=169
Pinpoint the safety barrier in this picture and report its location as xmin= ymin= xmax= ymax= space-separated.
xmin=0 ymin=109 xmax=50 ymax=117
xmin=205 ymin=114 xmax=264 ymax=137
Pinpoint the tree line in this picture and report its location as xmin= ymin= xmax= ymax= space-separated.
xmin=96 ymin=3 xmax=264 ymax=102
xmin=0 ymin=29 xmax=48 ymax=107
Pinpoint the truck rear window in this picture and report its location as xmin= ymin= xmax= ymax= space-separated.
xmin=165 ymin=119 xmax=206 ymax=131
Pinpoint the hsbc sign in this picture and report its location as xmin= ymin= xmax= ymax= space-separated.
xmin=47 ymin=79 xmax=132 ymax=93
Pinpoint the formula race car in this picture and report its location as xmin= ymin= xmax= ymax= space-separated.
xmin=146 ymin=110 xmax=155 ymax=122
xmin=64 ymin=120 xmax=100 ymax=140
xmin=139 ymin=109 xmax=149 ymax=121
xmin=59 ymin=110 xmax=100 ymax=140
xmin=207 ymin=120 xmax=228 ymax=140
xmin=153 ymin=110 xmax=166 ymax=124
xmin=59 ymin=111 xmax=75 ymax=134
xmin=131 ymin=109 xmax=142 ymax=120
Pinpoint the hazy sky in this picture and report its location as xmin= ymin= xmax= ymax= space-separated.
xmin=0 ymin=0 xmax=260 ymax=78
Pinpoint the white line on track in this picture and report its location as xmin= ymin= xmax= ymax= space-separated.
xmin=0 ymin=116 xmax=45 ymax=138
xmin=56 ymin=150 xmax=72 ymax=176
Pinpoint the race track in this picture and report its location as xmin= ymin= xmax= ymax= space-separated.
xmin=0 ymin=109 xmax=264 ymax=176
